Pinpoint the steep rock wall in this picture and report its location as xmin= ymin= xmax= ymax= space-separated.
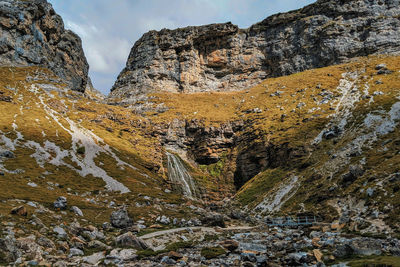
xmin=110 ymin=0 xmax=400 ymax=102
xmin=0 ymin=0 xmax=89 ymax=92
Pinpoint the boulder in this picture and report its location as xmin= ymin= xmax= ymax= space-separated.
xmin=115 ymin=232 xmax=148 ymax=250
xmin=11 ymin=206 xmax=27 ymax=216
xmin=110 ymin=208 xmax=133 ymax=229
xmin=333 ymin=243 xmax=354 ymax=258
xmin=201 ymin=212 xmax=226 ymax=227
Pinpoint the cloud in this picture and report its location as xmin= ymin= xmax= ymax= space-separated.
xmin=48 ymin=0 xmax=316 ymax=94
xmin=65 ymin=20 xmax=131 ymax=73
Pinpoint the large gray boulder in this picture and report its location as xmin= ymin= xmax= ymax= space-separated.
xmin=0 ymin=0 xmax=89 ymax=92
xmin=110 ymin=208 xmax=133 ymax=229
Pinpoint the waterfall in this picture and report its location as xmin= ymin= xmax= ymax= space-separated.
xmin=166 ymin=152 xmax=197 ymax=198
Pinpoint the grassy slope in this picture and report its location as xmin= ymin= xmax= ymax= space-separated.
xmin=1 ymin=55 xmax=400 ymax=232
xmin=0 ymin=67 xmax=196 ymax=229
xmin=145 ymin=55 xmax=400 ymax=229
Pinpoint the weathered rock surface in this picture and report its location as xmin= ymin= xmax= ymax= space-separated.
xmin=110 ymin=208 xmax=133 ymax=229
xmin=53 ymin=196 xmax=67 ymax=210
xmin=115 ymin=232 xmax=149 ymax=250
xmin=0 ymin=0 xmax=88 ymax=92
xmin=110 ymin=0 xmax=400 ymax=102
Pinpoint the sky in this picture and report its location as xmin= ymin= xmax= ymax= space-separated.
xmin=48 ymin=0 xmax=316 ymax=95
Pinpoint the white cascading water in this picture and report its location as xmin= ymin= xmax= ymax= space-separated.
xmin=166 ymin=152 xmax=197 ymax=198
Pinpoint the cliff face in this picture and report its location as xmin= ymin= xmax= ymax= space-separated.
xmin=0 ymin=0 xmax=89 ymax=92
xmin=110 ymin=0 xmax=400 ymax=102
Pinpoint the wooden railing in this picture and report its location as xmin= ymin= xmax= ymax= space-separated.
xmin=264 ymin=215 xmax=322 ymax=227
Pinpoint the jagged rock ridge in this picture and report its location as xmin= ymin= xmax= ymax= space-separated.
xmin=110 ymin=0 xmax=400 ymax=102
xmin=0 ymin=0 xmax=89 ymax=92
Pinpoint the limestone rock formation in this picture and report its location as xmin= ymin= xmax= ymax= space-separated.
xmin=110 ymin=0 xmax=400 ymax=103
xmin=0 ymin=0 xmax=88 ymax=92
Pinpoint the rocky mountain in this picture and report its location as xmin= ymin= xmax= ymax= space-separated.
xmin=110 ymin=0 xmax=400 ymax=103
xmin=0 ymin=0 xmax=89 ymax=92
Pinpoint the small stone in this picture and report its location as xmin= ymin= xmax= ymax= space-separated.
xmin=375 ymin=63 xmax=387 ymax=70
xmin=27 ymin=182 xmax=38 ymax=187
xmin=53 ymin=226 xmax=67 ymax=239
xmin=54 ymin=197 xmax=67 ymax=210
xmin=296 ymin=102 xmax=306 ymax=108
xmin=156 ymin=215 xmax=170 ymax=225
xmin=0 ymin=150 xmax=15 ymax=158
xmin=366 ymin=187 xmax=374 ymax=197
xmin=373 ymin=91 xmax=384 ymax=96
xmin=71 ymin=206 xmax=83 ymax=217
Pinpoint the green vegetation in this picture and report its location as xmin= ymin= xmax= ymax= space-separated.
xmin=200 ymin=246 xmax=226 ymax=259
xmin=77 ymin=146 xmax=86 ymax=155
xmin=341 ymin=255 xmax=400 ymax=267
xmin=236 ymin=168 xmax=287 ymax=206
xmin=2 ymin=54 xmax=400 ymax=230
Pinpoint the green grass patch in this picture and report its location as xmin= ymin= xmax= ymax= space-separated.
xmin=346 ymin=255 xmax=400 ymax=267
xmin=236 ymin=168 xmax=287 ymax=206
xmin=201 ymin=246 xmax=226 ymax=259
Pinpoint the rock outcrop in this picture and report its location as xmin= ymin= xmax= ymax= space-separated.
xmin=110 ymin=0 xmax=400 ymax=102
xmin=0 ymin=0 xmax=89 ymax=92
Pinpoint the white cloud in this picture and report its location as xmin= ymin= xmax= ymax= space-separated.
xmin=65 ymin=20 xmax=132 ymax=73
